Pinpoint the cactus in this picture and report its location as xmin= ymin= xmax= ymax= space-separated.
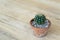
xmin=34 ymin=14 xmax=46 ymax=25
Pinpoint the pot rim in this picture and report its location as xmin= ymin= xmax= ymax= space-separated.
xmin=30 ymin=18 xmax=51 ymax=28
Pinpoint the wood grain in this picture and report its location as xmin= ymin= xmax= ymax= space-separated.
xmin=0 ymin=0 xmax=60 ymax=40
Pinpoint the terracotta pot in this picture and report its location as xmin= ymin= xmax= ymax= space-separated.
xmin=30 ymin=19 xmax=51 ymax=37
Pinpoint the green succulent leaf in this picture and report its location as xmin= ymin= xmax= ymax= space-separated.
xmin=34 ymin=14 xmax=46 ymax=25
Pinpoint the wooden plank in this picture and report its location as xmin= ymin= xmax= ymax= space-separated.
xmin=0 ymin=0 xmax=60 ymax=40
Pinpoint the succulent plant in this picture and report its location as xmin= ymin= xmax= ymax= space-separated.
xmin=34 ymin=14 xmax=46 ymax=25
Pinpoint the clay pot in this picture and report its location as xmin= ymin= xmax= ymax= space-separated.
xmin=30 ymin=19 xmax=51 ymax=37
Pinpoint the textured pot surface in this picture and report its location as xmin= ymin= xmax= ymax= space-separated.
xmin=30 ymin=19 xmax=51 ymax=37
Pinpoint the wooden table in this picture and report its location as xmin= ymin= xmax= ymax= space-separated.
xmin=0 ymin=0 xmax=60 ymax=40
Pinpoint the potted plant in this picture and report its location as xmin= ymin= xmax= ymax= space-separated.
xmin=30 ymin=14 xmax=51 ymax=37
